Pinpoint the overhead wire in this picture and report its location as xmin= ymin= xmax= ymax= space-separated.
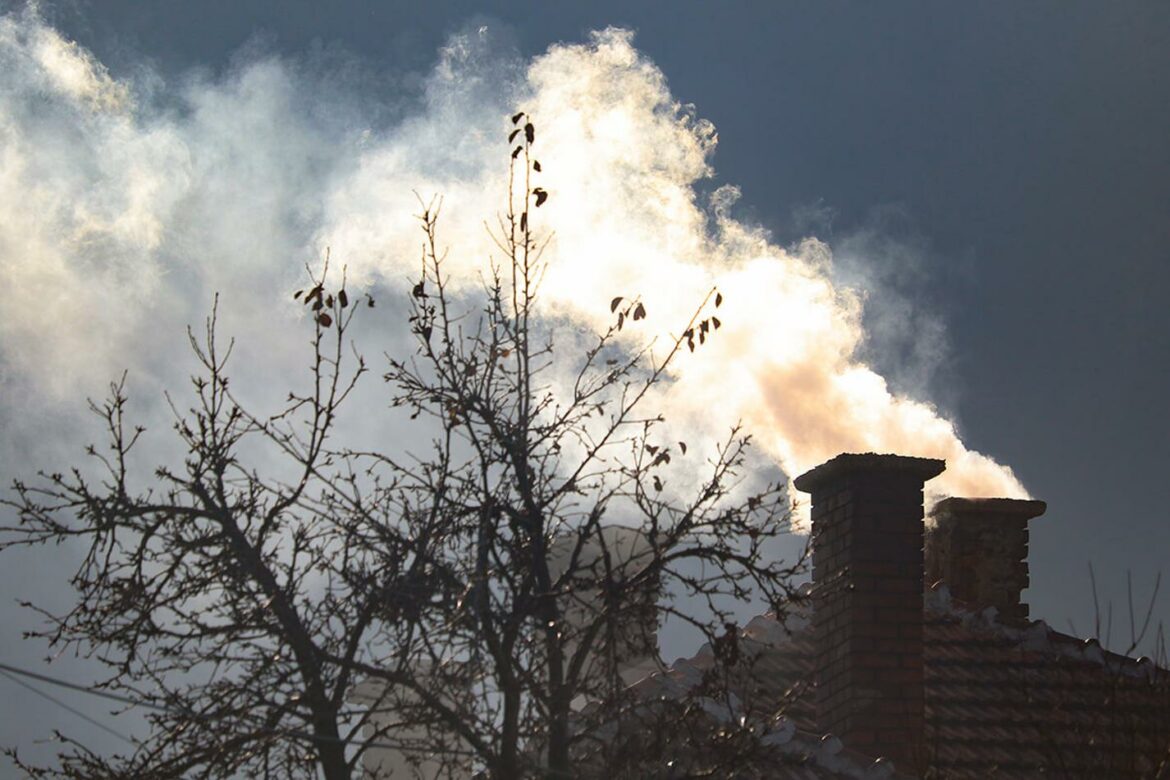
xmin=0 ymin=668 xmax=136 ymax=746
xmin=0 ymin=660 xmax=478 ymax=757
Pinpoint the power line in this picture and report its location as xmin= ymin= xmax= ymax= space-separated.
xmin=0 ymin=660 xmax=477 ymax=757
xmin=0 ymin=668 xmax=136 ymax=746
xmin=0 ymin=661 xmax=156 ymax=713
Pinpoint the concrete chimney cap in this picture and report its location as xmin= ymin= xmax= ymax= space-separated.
xmin=932 ymin=497 xmax=1047 ymax=520
xmin=792 ymin=452 xmax=945 ymax=494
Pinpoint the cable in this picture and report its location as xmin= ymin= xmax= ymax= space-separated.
xmin=0 ymin=668 xmax=136 ymax=745
xmin=0 ymin=660 xmax=477 ymax=756
xmin=0 ymin=661 xmax=158 ymax=713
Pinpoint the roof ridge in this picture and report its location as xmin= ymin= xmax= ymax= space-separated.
xmin=925 ymin=583 xmax=1168 ymax=680
xmin=627 ymin=608 xmax=910 ymax=779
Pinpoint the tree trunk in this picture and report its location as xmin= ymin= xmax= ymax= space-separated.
xmin=545 ymin=693 xmax=571 ymax=779
xmin=314 ymin=715 xmax=351 ymax=780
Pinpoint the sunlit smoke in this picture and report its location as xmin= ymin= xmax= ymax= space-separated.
xmin=317 ymin=26 xmax=1028 ymax=516
xmin=0 ymin=13 xmax=1027 ymax=528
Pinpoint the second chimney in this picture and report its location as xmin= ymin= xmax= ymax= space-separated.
xmin=794 ymin=453 xmax=945 ymax=771
xmin=926 ymin=497 xmax=1047 ymax=625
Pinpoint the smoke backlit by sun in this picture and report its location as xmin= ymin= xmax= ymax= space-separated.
xmin=0 ymin=13 xmax=1027 ymax=528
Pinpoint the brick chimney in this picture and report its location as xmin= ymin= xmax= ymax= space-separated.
xmin=794 ymin=453 xmax=945 ymax=770
xmin=926 ymin=497 xmax=1046 ymax=625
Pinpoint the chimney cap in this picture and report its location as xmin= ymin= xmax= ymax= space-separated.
xmin=793 ymin=452 xmax=945 ymax=494
xmin=932 ymin=496 xmax=1047 ymax=520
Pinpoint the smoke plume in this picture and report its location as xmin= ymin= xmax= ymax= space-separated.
xmin=0 ymin=13 xmax=1026 ymax=520
xmin=0 ymin=10 xmax=1033 ymax=763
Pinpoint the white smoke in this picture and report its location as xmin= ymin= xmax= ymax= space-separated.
xmin=0 ymin=13 xmax=1025 ymax=518
xmin=0 ymin=9 xmax=1031 ymax=765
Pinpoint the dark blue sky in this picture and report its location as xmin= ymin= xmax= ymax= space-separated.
xmin=29 ymin=0 xmax=1170 ymax=679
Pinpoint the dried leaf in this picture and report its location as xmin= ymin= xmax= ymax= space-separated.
xmin=293 ymin=289 xmax=304 ymax=300
xmin=512 ymin=146 xmax=522 ymax=159
xmin=715 ymin=291 xmax=723 ymax=307
xmin=712 ymin=316 xmax=721 ymax=330
xmin=524 ymin=122 xmax=535 ymax=144
xmin=512 ymin=111 xmax=525 ymax=124
xmin=645 ymin=444 xmax=659 ymax=455
xmin=532 ymin=187 xmax=548 ymax=207
xmin=617 ymin=312 xmax=625 ymax=331
xmin=412 ymin=281 xmax=426 ymax=299
xmin=679 ymin=441 xmax=687 ymax=455
xmin=508 ymin=128 xmax=521 ymax=142
xmin=653 ymin=475 xmax=663 ymax=492
xmin=700 ymin=319 xmax=710 ymax=333
xmin=325 ymin=294 xmax=334 ymax=308
xmin=610 ymin=296 xmax=624 ymax=313
xmin=533 ymin=160 xmax=542 ymax=172
xmin=338 ymin=289 xmax=349 ymax=308
xmin=520 ymin=212 xmax=528 ymax=232
xmin=317 ymin=312 xmax=333 ymax=327
xmin=633 ymin=302 xmax=646 ymax=321
xmin=367 ymin=296 xmax=375 ymax=308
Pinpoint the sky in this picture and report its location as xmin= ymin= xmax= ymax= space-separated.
xmin=1 ymin=0 xmax=1168 ymax=769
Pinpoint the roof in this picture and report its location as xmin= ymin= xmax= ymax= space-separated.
xmin=630 ymin=586 xmax=1170 ymax=778
xmin=921 ymin=587 xmax=1170 ymax=778
xmin=621 ymin=657 xmax=905 ymax=780
xmin=624 ymin=602 xmax=910 ymax=779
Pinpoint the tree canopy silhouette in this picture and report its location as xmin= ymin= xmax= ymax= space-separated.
xmin=2 ymin=114 xmax=803 ymax=779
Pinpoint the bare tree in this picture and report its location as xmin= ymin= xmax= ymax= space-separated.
xmin=2 ymin=114 xmax=802 ymax=779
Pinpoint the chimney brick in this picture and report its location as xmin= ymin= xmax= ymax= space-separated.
xmin=926 ymin=497 xmax=1046 ymax=625
xmin=794 ymin=453 xmax=944 ymax=771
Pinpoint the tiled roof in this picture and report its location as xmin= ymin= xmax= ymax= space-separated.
xmin=638 ymin=587 xmax=1170 ymax=778
xmin=921 ymin=588 xmax=1170 ymax=778
xmin=623 ymin=605 xmax=911 ymax=779
xmin=621 ymin=654 xmax=905 ymax=779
